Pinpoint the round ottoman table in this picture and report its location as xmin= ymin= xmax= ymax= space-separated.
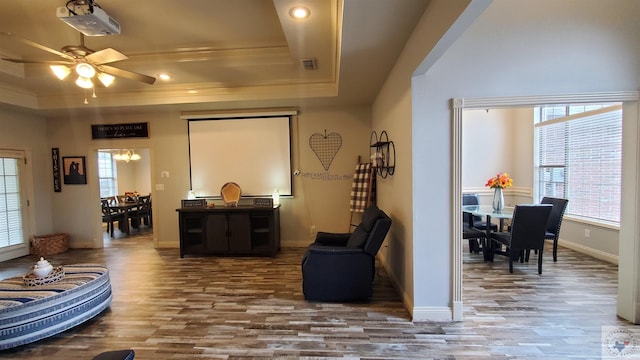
xmin=0 ymin=264 xmax=112 ymax=350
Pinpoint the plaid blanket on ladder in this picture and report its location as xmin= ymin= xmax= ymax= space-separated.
xmin=349 ymin=163 xmax=375 ymax=212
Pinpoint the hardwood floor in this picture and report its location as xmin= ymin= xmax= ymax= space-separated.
xmin=0 ymin=230 xmax=634 ymax=359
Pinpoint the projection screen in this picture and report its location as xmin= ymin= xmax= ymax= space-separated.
xmin=187 ymin=116 xmax=292 ymax=197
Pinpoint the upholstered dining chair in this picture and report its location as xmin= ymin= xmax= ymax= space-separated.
xmin=462 ymin=193 xmax=494 ymax=253
xmin=525 ymin=197 xmax=569 ymax=263
xmin=462 ymin=211 xmax=485 ymax=253
xmin=463 ymin=193 xmax=497 ymax=231
xmin=540 ymin=196 xmax=569 ymax=262
xmin=490 ymin=204 xmax=552 ymax=274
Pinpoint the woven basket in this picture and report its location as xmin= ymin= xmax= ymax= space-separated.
xmin=31 ymin=233 xmax=69 ymax=257
xmin=23 ymin=266 xmax=65 ymax=286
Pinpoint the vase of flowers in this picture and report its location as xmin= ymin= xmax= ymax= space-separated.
xmin=485 ymin=172 xmax=513 ymax=211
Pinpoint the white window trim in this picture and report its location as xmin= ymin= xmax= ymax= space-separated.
xmin=0 ymin=148 xmax=32 ymax=261
xmin=564 ymin=214 xmax=619 ymax=231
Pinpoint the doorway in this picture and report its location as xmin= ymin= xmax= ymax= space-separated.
xmin=452 ymin=92 xmax=638 ymax=322
xmin=98 ymin=148 xmax=153 ymax=241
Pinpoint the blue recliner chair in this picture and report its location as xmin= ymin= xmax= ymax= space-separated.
xmin=301 ymin=205 xmax=392 ymax=301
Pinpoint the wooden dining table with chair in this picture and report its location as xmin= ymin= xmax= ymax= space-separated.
xmin=100 ymin=194 xmax=152 ymax=237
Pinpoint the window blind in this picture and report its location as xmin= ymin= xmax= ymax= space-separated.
xmin=0 ymin=150 xmax=26 ymax=249
xmin=535 ymin=105 xmax=622 ymax=224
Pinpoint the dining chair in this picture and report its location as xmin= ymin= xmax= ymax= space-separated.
xmin=490 ymin=204 xmax=552 ymax=274
xmin=463 ymin=193 xmax=498 ymax=231
xmin=525 ymin=197 xmax=569 ymax=263
xmin=462 ymin=193 xmax=495 ymax=253
xmin=101 ymin=199 xmax=125 ymax=237
xmin=137 ymin=195 xmax=152 ymax=227
xmin=462 ymin=211 xmax=485 ymax=253
xmin=540 ymin=197 xmax=569 ymax=262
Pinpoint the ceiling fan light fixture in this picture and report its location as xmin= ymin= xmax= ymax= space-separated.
xmin=76 ymin=62 xmax=96 ymax=78
xmin=98 ymin=72 xmax=115 ymax=87
xmin=50 ymin=65 xmax=71 ymax=80
xmin=76 ymin=76 xmax=93 ymax=89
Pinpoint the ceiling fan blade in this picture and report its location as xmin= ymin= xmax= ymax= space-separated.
xmin=1 ymin=57 xmax=73 ymax=65
xmin=0 ymin=32 xmax=75 ymax=61
xmin=86 ymin=48 xmax=128 ymax=65
xmin=100 ymin=65 xmax=156 ymax=85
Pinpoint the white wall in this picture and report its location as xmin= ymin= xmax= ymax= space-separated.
xmin=408 ymin=0 xmax=640 ymax=320
xmin=115 ymin=148 xmax=151 ymax=195
xmin=44 ymin=105 xmax=372 ymax=249
xmin=371 ymin=0 xmax=475 ymax=315
xmin=462 ymin=107 xmax=533 ymax=205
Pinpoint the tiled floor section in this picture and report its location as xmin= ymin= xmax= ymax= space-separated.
xmin=0 ymin=230 xmax=633 ymax=359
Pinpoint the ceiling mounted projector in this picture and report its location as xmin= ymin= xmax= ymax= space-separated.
xmin=56 ymin=6 xmax=121 ymax=36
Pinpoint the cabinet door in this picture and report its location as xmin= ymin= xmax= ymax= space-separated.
xmin=228 ymin=213 xmax=251 ymax=253
xmin=180 ymin=213 xmax=206 ymax=257
xmin=250 ymin=213 xmax=272 ymax=252
xmin=206 ymin=214 xmax=228 ymax=252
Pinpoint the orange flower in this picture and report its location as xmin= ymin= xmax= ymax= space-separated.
xmin=485 ymin=172 xmax=513 ymax=189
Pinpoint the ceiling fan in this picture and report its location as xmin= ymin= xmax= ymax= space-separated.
xmin=0 ymin=31 xmax=156 ymax=89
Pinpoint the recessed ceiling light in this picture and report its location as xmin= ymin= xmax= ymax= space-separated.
xmin=289 ymin=6 xmax=310 ymax=19
xmin=158 ymin=73 xmax=171 ymax=81
xmin=187 ymin=89 xmax=198 ymax=94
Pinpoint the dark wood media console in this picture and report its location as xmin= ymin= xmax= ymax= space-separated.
xmin=177 ymin=205 xmax=280 ymax=257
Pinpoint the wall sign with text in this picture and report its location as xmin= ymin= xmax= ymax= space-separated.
xmin=91 ymin=123 xmax=149 ymax=139
xmin=52 ymin=148 xmax=61 ymax=192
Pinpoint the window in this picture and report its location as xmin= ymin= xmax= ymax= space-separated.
xmin=534 ymin=103 xmax=622 ymax=225
xmin=98 ymin=151 xmax=117 ymax=197
xmin=0 ymin=150 xmax=27 ymax=250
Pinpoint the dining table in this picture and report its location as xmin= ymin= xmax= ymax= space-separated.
xmin=108 ymin=201 xmax=140 ymax=235
xmin=462 ymin=205 xmax=515 ymax=261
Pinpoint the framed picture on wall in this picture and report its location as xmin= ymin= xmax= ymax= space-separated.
xmin=63 ymin=156 xmax=87 ymax=185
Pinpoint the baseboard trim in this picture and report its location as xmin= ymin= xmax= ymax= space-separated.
xmin=377 ymin=255 xmax=415 ymax=318
xmin=452 ymin=300 xmax=463 ymax=321
xmin=282 ymin=241 xmax=310 ymax=248
xmin=412 ymin=306 xmax=454 ymax=322
xmin=558 ymin=239 xmax=619 ymax=265
xmin=377 ymin=254 xmax=454 ymax=322
xmin=157 ymin=241 xmax=179 ymax=248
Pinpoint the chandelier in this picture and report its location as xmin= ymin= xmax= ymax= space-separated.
xmin=113 ymin=150 xmax=141 ymax=163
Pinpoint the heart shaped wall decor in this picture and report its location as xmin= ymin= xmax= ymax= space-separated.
xmin=309 ymin=130 xmax=342 ymax=171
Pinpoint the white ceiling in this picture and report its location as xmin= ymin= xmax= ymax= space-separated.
xmin=0 ymin=0 xmax=429 ymax=114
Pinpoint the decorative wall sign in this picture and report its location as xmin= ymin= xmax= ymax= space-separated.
xmin=51 ymin=148 xmax=61 ymax=192
xmin=62 ymin=156 xmax=87 ymax=185
xmin=253 ymin=198 xmax=274 ymax=207
xmin=181 ymin=199 xmax=207 ymax=208
xmin=91 ymin=123 xmax=149 ymax=139
xmin=309 ymin=130 xmax=342 ymax=171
